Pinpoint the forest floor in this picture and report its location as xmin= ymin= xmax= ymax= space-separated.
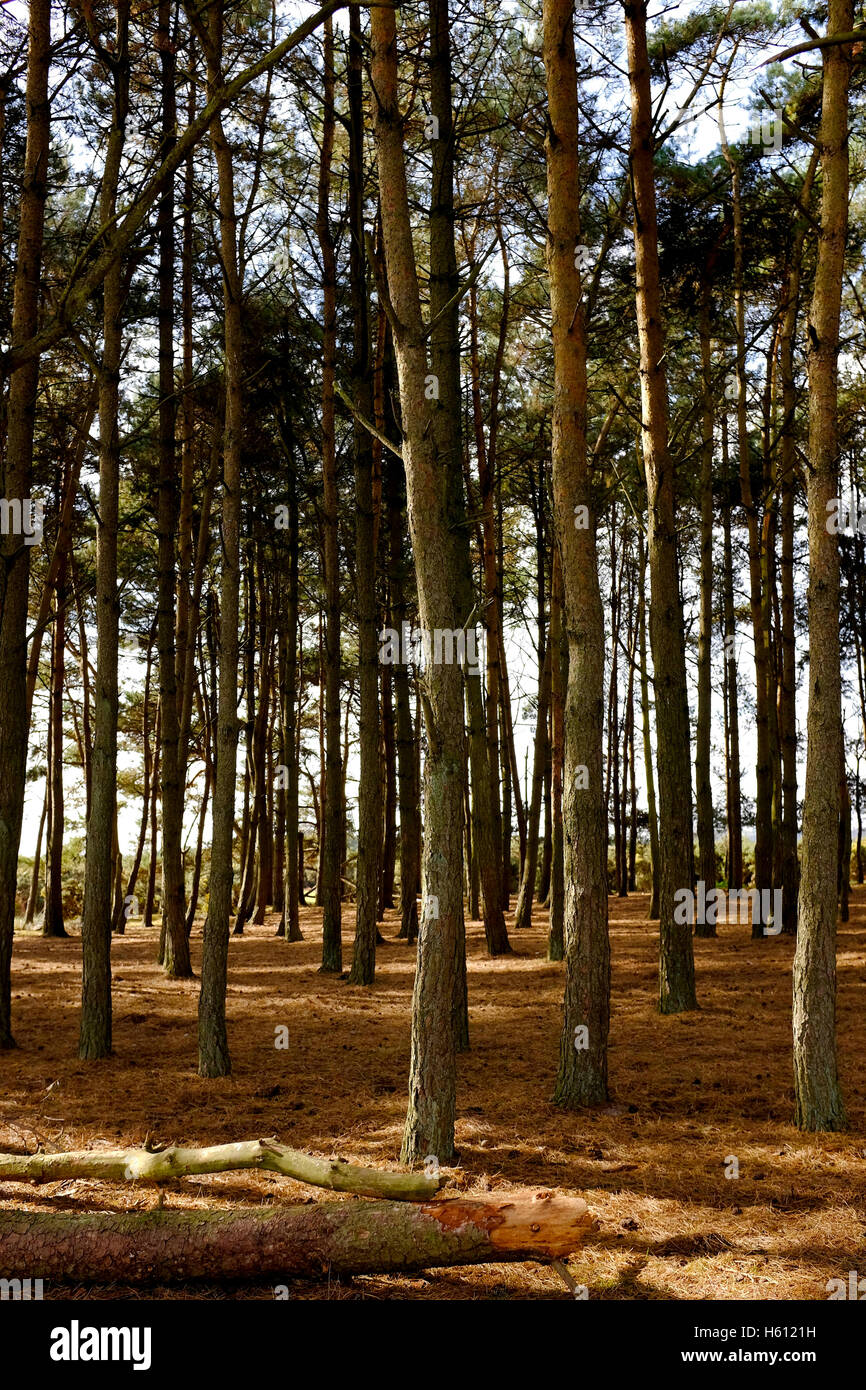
xmin=1 ymin=890 xmax=865 ymax=1301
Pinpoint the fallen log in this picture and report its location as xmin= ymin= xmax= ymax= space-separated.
xmin=0 ymin=1190 xmax=594 ymax=1282
xmin=0 ymin=1139 xmax=441 ymax=1201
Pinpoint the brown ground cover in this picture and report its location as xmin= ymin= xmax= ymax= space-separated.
xmin=1 ymin=890 xmax=864 ymax=1300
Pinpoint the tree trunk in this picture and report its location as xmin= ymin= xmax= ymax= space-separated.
xmin=544 ymin=0 xmax=610 ymax=1106
xmin=42 ymin=561 xmax=67 ymax=938
xmin=428 ymin=0 xmax=508 ymax=958
xmin=278 ymin=446 xmax=302 ymax=944
xmin=317 ymin=15 xmax=343 ymax=974
xmin=0 ymin=0 xmax=51 ymax=1048
xmin=24 ymin=786 xmax=46 ymax=927
xmin=694 ymin=290 xmax=716 ymax=927
xmin=548 ymin=545 xmax=565 ymax=961
xmin=778 ymin=150 xmax=819 ymax=932
xmin=0 ymin=1190 xmax=594 ymax=1284
xmin=792 ymin=0 xmax=851 ymax=1132
xmin=720 ymin=104 xmax=773 ymax=899
xmin=80 ymin=1 xmax=131 ymax=1059
xmin=720 ymin=413 xmax=743 ymax=891
xmin=197 ymin=0 xmax=244 ymax=1077
xmin=638 ymin=534 xmax=659 ymax=918
xmin=625 ymin=0 xmax=697 ymax=1012
xmin=156 ymin=0 xmax=192 ymax=978
xmin=514 ymin=643 xmax=551 ymax=930
xmin=347 ymin=0 xmax=382 ymax=984
xmin=371 ymin=0 xmax=466 ymax=1163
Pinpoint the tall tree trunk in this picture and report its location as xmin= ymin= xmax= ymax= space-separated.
xmin=0 ymin=0 xmax=51 ymax=1047
xmin=778 ymin=150 xmax=818 ymax=932
xmin=197 ymin=0 xmax=244 ymax=1077
xmin=544 ymin=0 xmax=610 ymax=1106
xmin=278 ymin=446 xmax=302 ymax=943
xmin=720 ymin=413 xmax=743 ymax=890
xmin=624 ymin=0 xmax=696 ymax=1012
xmin=144 ymin=704 xmax=161 ymax=929
xmin=694 ymin=290 xmax=716 ymax=927
xmin=80 ymin=1 xmax=131 ymax=1059
xmin=318 ymin=16 xmax=343 ymax=973
xmin=548 ymin=545 xmax=565 ymax=961
xmin=514 ymin=643 xmax=551 ymax=929
xmin=386 ymin=452 xmax=420 ymax=945
xmin=371 ymin=0 xmax=466 ymax=1162
xmin=43 ymin=564 xmax=67 ymax=938
xmin=347 ymin=0 xmax=382 ymax=984
xmin=156 ymin=0 xmax=192 ymax=978
xmin=720 ymin=94 xmax=772 ymax=898
xmin=792 ymin=0 xmax=852 ymax=1132
xmin=428 ymin=0 xmax=508 ymax=958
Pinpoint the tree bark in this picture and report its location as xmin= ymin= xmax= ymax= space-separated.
xmin=42 ymin=560 xmax=67 ymax=938
xmin=624 ymin=0 xmax=697 ymax=1012
xmin=347 ymin=0 xmax=382 ymax=984
xmin=156 ymin=0 xmax=192 ymax=978
xmin=317 ymin=15 xmax=343 ymax=974
xmin=0 ymin=0 xmax=51 ymax=1047
xmin=0 ymin=1140 xmax=441 ymax=1199
xmin=196 ymin=0 xmax=244 ymax=1077
xmin=371 ymin=0 xmax=467 ymax=1163
xmin=720 ymin=413 xmax=743 ymax=891
xmin=544 ymin=0 xmax=610 ymax=1106
xmin=792 ymin=0 xmax=852 ymax=1132
xmin=694 ymin=290 xmax=716 ymax=926
xmin=79 ymin=0 xmax=131 ymax=1058
xmin=638 ymin=533 xmax=660 ymax=919
xmin=0 ymin=1190 xmax=594 ymax=1283
xmin=428 ymin=0 xmax=509 ymax=958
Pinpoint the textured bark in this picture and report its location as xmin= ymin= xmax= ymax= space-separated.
xmin=156 ymin=0 xmax=191 ymax=979
xmin=468 ymin=229 xmax=509 ymax=922
xmin=624 ymin=0 xmax=696 ymax=1013
xmin=548 ymin=546 xmax=565 ymax=961
xmin=792 ymin=0 xmax=852 ymax=1132
xmin=720 ymin=108 xmax=772 ymax=896
xmin=385 ymin=451 xmax=420 ymax=944
xmin=0 ymin=0 xmax=51 ymax=1047
xmin=118 ymin=631 xmax=156 ymax=934
xmin=197 ymin=0 xmax=243 ymax=1077
xmin=428 ymin=0 xmax=508 ymax=958
xmin=371 ymin=0 xmax=465 ymax=1163
xmin=720 ymin=414 xmax=743 ymax=891
xmin=694 ymin=292 xmax=716 ymax=927
xmin=637 ymin=532 xmax=659 ymax=919
xmin=79 ymin=1 xmax=131 ymax=1059
xmin=278 ymin=459 xmax=302 ymax=943
xmin=778 ymin=150 xmax=819 ymax=932
xmin=347 ymin=1 xmax=381 ymax=984
xmin=317 ymin=16 xmax=343 ymax=974
xmin=24 ymin=789 xmax=46 ymax=927
xmin=0 ymin=1140 xmax=442 ymax=1199
xmin=42 ymin=560 xmax=67 ymax=938
xmin=544 ymin=0 xmax=610 ymax=1107
xmin=514 ymin=643 xmax=551 ymax=929
xmin=0 ymin=1190 xmax=594 ymax=1283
